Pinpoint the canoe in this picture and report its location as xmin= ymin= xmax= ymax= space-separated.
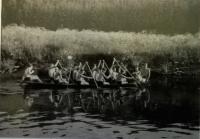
xmin=20 ymin=81 xmax=140 ymax=90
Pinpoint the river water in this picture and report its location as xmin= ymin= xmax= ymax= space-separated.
xmin=0 ymin=77 xmax=199 ymax=139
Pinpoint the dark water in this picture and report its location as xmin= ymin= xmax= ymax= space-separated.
xmin=0 ymin=78 xmax=199 ymax=139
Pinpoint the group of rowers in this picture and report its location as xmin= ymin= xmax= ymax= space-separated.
xmin=22 ymin=58 xmax=151 ymax=86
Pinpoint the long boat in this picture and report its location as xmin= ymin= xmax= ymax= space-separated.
xmin=20 ymin=81 xmax=141 ymax=90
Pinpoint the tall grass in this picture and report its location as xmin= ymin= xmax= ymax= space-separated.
xmin=1 ymin=25 xmax=200 ymax=68
xmin=2 ymin=0 xmax=199 ymax=34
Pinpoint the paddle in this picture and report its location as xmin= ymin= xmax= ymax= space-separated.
xmin=103 ymin=60 xmax=109 ymax=71
xmin=103 ymin=58 xmax=116 ymax=72
xmin=67 ymin=67 xmax=72 ymax=84
xmin=113 ymin=58 xmax=142 ymax=87
xmin=97 ymin=60 xmax=102 ymax=68
xmin=86 ymin=62 xmax=99 ymax=89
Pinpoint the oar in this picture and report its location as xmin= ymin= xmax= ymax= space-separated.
xmin=111 ymin=58 xmax=116 ymax=69
xmin=97 ymin=60 xmax=102 ymax=68
xmin=103 ymin=59 xmax=116 ymax=72
xmin=86 ymin=62 xmax=99 ymax=89
xmin=67 ymin=67 xmax=72 ymax=83
xmin=55 ymin=60 xmax=60 ymax=67
xmin=114 ymin=58 xmax=141 ymax=87
xmin=56 ymin=60 xmax=65 ymax=71
xmin=57 ymin=60 xmax=67 ymax=76
xmin=58 ymin=62 xmax=64 ymax=69
xmin=103 ymin=60 xmax=110 ymax=71
xmin=114 ymin=58 xmax=133 ymax=78
xmin=78 ymin=63 xmax=86 ymax=72
xmin=120 ymin=62 xmax=138 ymax=81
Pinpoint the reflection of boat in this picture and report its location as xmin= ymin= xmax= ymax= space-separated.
xmin=20 ymin=81 xmax=140 ymax=90
xmin=23 ymin=85 xmax=150 ymax=112
xmin=24 ymin=90 xmax=74 ymax=112
xmin=79 ymin=88 xmax=150 ymax=113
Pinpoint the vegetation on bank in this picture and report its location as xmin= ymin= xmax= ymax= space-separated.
xmin=1 ymin=25 xmax=200 ymax=75
xmin=2 ymin=0 xmax=199 ymax=34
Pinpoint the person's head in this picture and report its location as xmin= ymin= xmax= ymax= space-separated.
xmin=29 ymin=63 xmax=33 ymax=69
xmin=29 ymin=63 xmax=33 ymax=67
xmin=79 ymin=62 xmax=82 ymax=67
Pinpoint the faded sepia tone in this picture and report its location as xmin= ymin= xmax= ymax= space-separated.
xmin=0 ymin=0 xmax=200 ymax=138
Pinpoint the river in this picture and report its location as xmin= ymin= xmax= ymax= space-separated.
xmin=0 ymin=77 xmax=199 ymax=139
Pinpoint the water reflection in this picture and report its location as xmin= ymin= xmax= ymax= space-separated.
xmin=23 ymin=87 xmax=150 ymax=116
xmin=22 ymin=83 xmax=200 ymax=126
xmin=24 ymin=89 xmax=75 ymax=113
xmin=0 ymin=79 xmax=199 ymax=138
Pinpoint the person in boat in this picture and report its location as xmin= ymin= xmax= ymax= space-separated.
xmin=107 ymin=58 xmax=127 ymax=83
xmin=109 ymin=67 xmax=120 ymax=83
xmin=48 ymin=60 xmax=68 ymax=84
xmin=132 ymin=64 xmax=148 ymax=84
xmin=108 ymin=64 xmax=138 ymax=86
xmin=61 ymin=67 xmax=72 ymax=83
xmin=101 ymin=68 xmax=111 ymax=84
xmin=116 ymin=65 xmax=138 ymax=85
xmin=92 ymin=67 xmax=110 ymax=85
xmin=80 ymin=68 xmax=93 ymax=85
xmin=117 ymin=68 xmax=128 ymax=84
xmin=72 ymin=66 xmax=79 ymax=81
xmin=48 ymin=60 xmax=59 ymax=80
xmin=22 ymin=63 xmax=42 ymax=83
xmin=73 ymin=65 xmax=91 ymax=85
xmin=141 ymin=63 xmax=151 ymax=82
xmin=53 ymin=67 xmax=68 ymax=84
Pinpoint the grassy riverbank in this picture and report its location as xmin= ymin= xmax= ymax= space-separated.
xmin=2 ymin=25 xmax=200 ymax=67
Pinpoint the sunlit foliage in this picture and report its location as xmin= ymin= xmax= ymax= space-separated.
xmin=2 ymin=25 xmax=200 ymax=67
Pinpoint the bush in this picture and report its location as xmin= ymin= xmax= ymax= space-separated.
xmin=2 ymin=25 xmax=200 ymax=68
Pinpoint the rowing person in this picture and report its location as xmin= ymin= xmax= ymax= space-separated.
xmin=117 ymin=68 xmax=128 ymax=84
xmin=92 ymin=66 xmax=110 ymax=85
xmin=72 ymin=66 xmax=80 ymax=83
xmin=48 ymin=60 xmax=68 ymax=84
xmin=53 ymin=67 xmax=68 ymax=84
xmin=48 ymin=60 xmax=59 ymax=80
xmin=141 ymin=63 xmax=151 ymax=82
xmin=132 ymin=64 xmax=149 ymax=84
xmin=115 ymin=66 xmax=137 ymax=85
xmin=109 ymin=67 xmax=118 ymax=82
xmin=22 ymin=63 xmax=42 ymax=83
xmin=73 ymin=64 xmax=92 ymax=85
xmin=108 ymin=58 xmax=138 ymax=85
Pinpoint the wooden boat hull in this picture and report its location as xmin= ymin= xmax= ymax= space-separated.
xmin=20 ymin=82 xmax=140 ymax=90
